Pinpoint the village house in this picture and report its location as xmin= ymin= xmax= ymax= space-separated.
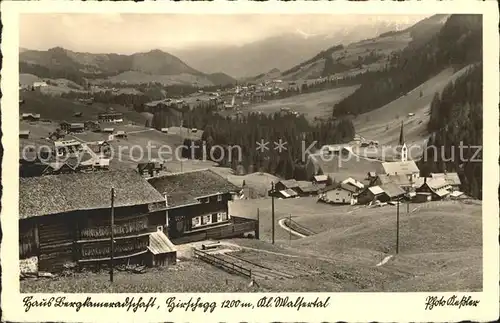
xmin=19 ymin=170 xmax=173 ymax=273
xmin=98 ymin=112 xmax=123 ymax=123
xmin=430 ymin=172 xmax=461 ymax=191
xmin=357 ymin=185 xmax=390 ymax=205
xmin=415 ymin=177 xmax=451 ymax=201
xmin=379 ymin=182 xmax=406 ymax=201
xmin=273 ymin=179 xmax=300 ymax=193
xmin=295 ymin=181 xmax=324 ymax=196
xmin=103 ymin=127 xmax=115 ymax=134
xmin=319 ymin=183 xmax=357 ymax=205
xmin=68 ymin=123 xmax=85 ymax=133
xmin=21 ymin=113 xmax=41 ymax=122
xmin=305 ymin=152 xmax=379 ymax=183
xmin=312 ymin=174 xmax=329 ymax=185
xmin=147 ymin=169 xmax=258 ymax=244
xmin=137 ymin=160 xmax=164 ymax=177
xmin=19 ymin=130 xmax=30 ymax=139
xmin=372 ymin=173 xmax=414 ymax=190
xmin=115 ymin=130 xmax=127 ymax=138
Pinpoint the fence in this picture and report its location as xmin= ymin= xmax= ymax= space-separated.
xmin=171 ymin=216 xmax=258 ymax=245
xmin=193 ymin=248 xmax=252 ymax=279
xmin=284 ymin=218 xmax=316 ymax=236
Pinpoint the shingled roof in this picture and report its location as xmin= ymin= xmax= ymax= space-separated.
xmin=19 ymin=170 xmax=166 ymax=219
xmin=147 ymin=168 xmax=240 ymax=209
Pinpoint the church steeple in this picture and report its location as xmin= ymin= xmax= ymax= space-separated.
xmin=399 ymin=121 xmax=408 ymax=162
xmin=399 ymin=121 xmax=405 ymax=146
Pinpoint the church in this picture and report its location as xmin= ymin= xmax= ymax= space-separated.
xmin=378 ymin=121 xmax=420 ymax=182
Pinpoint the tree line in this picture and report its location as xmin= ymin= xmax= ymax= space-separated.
xmin=418 ymin=63 xmax=483 ymax=199
xmin=165 ymin=107 xmax=355 ymax=180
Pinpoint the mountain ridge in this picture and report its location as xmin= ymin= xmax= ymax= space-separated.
xmin=19 ymin=47 xmax=237 ymax=87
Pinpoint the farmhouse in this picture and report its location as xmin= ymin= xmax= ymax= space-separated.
xmin=379 ymin=183 xmax=406 ymax=200
xmin=98 ymin=112 xmax=123 ymax=123
xmin=430 ymin=172 xmax=461 ymax=191
xmin=21 ymin=113 xmax=41 ymax=122
xmin=312 ymin=174 xmax=329 ymax=185
xmin=69 ymin=123 xmax=85 ymax=133
xmin=372 ymin=174 xmax=414 ymax=190
xmin=19 ymin=170 xmax=171 ymax=273
xmin=137 ymin=160 xmax=164 ymax=177
xmin=319 ymin=183 xmax=357 ymax=205
xmin=115 ymin=130 xmax=127 ymax=138
xmin=19 ymin=130 xmax=30 ymax=139
xmin=274 ymin=179 xmax=300 ymax=193
xmin=415 ymin=177 xmax=451 ymax=201
xmin=357 ymin=185 xmax=390 ymax=205
xmin=295 ymin=181 xmax=324 ymax=196
xmin=147 ymin=169 xmax=258 ymax=244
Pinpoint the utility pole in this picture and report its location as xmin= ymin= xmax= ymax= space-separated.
xmin=110 ymin=187 xmax=115 ymax=283
xmin=289 ymin=213 xmax=292 ymax=244
xmin=396 ymin=197 xmax=400 ymax=254
xmin=271 ymin=181 xmax=275 ymax=245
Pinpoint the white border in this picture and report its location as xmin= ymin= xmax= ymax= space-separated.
xmin=1 ymin=1 xmax=499 ymax=322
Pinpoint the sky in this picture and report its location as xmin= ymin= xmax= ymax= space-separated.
xmin=19 ymin=14 xmax=431 ymax=54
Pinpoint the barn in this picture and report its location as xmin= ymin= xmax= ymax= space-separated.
xmin=19 ymin=170 xmax=170 ymax=273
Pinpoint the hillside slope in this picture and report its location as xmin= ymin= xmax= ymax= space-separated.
xmin=277 ymin=14 xmax=449 ymax=82
xmin=19 ymin=47 xmax=236 ymax=87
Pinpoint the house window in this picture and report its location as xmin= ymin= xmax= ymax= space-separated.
xmin=202 ymin=215 xmax=212 ymax=225
xmin=192 ymin=216 xmax=201 ymax=228
xmin=217 ymin=194 xmax=222 ymax=202
xmin=217 ymin=212 xmax=228 ymax=222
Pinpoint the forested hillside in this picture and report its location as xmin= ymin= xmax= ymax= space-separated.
xmin=332 ymin=14 xmax=482 ymax=118
xmin=419 ymin=63 xmax=483 ymax=199
xmin=158 ymin=107 xmax=355 ymax=179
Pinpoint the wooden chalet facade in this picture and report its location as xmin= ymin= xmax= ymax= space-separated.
xmin=19 ymin=170 xmax=171 ymax=273
xmin=147 ymin=169 xmax=258 ymax=244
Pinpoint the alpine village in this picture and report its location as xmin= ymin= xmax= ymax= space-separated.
xmin=18 ymin=14 xmax=483 ymax=293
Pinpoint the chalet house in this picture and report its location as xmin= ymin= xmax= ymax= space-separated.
xmin=19 ymin=170 xmax=172 ymax=273
xmin=415 ymin=177 xmax=451 ymax=201
xmin=312 ymin=174 xmax=329 ymax=185
xmin=378 ymin=161 xmax=420 ymax=181
xmin=379 ymin=183 xmax=406 ymax=201
xmin=21 ymin=113 xmax=41 ymax=122
xmin=274 ymin=179 xmax=300 ymax=193
xmin=98 ymin=112 xmax=123 ymax=123
xmin=137 ymin=161 xmax=164 ymax=177
xmin=19 ymin=130 xmax=30 ymax=139
xmin=103 ymin=128 xmax=115 ymax=134
xmin=69 ymin=123 xmax=85 ymax=133
xmin=357 ymin=185 xmax=390 ymax=205
xmin=115 ymin=130 xmax=127 ymax=138
xmin=147 ymin=169 xmax=258 ymax=244
xmin=430 ymin=172 xmax=461 ymax=191
xmin=296 ymin=181 xmax=324 ymax=196
xmin=319 ymin=183 xmax=357 ymax=205
xmin=341 ymin=177 xmax=365 ymax=192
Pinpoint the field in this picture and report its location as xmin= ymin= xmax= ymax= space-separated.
xmin=246 ymin=85 xmax=360 ymax=120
